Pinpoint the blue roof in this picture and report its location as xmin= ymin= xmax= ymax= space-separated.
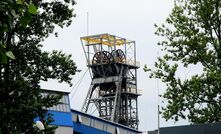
xmin=73 ymin=123 xmax=110 ymax=134
xmin=71 ymin=109 xmax=141 ymax=133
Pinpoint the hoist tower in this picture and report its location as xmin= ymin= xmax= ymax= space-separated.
xmin=80 ymin=33 xmax=141 ymax=129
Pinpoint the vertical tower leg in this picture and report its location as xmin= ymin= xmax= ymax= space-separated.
xmin=110 ymin=81 xmax=121 ymax=122
xmin=81 ymin=84 xmax=95 ymax=112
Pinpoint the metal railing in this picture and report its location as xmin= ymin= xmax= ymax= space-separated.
xmin=87 ymin=60 xmax=140 ymax=67
xmin=122 ymin=88 xmax=142 ymax=94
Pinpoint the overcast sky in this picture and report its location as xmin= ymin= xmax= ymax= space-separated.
xmin=41 ymin=0 xmax=190 ymax=132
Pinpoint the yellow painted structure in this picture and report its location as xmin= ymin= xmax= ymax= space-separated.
xmin=81 ymin=33 xmax=132 ymax=46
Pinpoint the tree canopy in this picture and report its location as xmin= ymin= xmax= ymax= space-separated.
xmin=0 ymin=0 xmax=35 ymax=62
xmin=0 ymin=0 xmax=77 ymax=133
xmin=146 ymin=0 xmax=221 ymax=123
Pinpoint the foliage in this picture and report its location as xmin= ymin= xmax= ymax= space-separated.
xmin=146 ymin=0 xmax=221 ymax=123
xmin=0 ymin=0 xmax=38 ymax=62
xmin=0 ymin=0 xmax=77 ymax=133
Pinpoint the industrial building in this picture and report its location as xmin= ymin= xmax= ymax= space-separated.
xmin=39 ymin=89 xmax=73 ymax=134
xmin=148 ymin=122 xmax=221 ymax=134
xmin=72 ymin=109 xmax=142 ymax=134
xmin=38 ymin=89 xmax=142 ymax=134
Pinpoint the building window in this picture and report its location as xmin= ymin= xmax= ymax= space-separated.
xmin=103 ymin=123 xmax=107 ymax=131
xmin=107 ymin=124 xmax=115 ymax=134
xmin=94 ymin=120 xmax=103 ymax=130
xmin=72 ymin=113 xmax=77 ymax=122
xmin=77 ymin=114 xmax=82 ymax=123
xmin=81 ymin=115 xmax=90 ymax=126
xmin=119 ymin=128 xmax=128 ymax=134
xmin=116 ymin=127 xmax=120 ymax=134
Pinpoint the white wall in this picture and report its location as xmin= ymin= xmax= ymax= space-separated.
xmin=55 ymin=126 xmax=73 ymax=134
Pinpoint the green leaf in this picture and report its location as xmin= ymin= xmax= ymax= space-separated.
xmin=28 ymin=4 xmax=37 ymax=14
xmin=143 ymin=65 xmax=151 ymax=72
xmin=0 ymin=54 xmax=8 ymax=64
xmin=17 ymin=0 xmax=23 ymax=4
xmin=0 ymin=44 xmax=6 ymax=55
xmin=10 ymin=9 xmax=17 ymax=18
xmin=6 ymin=51 xmax=15 ymax=59
xmin=0 ymin=24 xmax=8 ymax=33
xmin=20 ymin=12 xmax=32 ymax=27
xmin=0 ymin=1 xmax=8 ymax=5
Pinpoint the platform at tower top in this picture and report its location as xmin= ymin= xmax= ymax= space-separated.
xmin=81 ymin=33 xmax=139 ymax=68
xmin=80 ymin=33 xmax=134 ymax=46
